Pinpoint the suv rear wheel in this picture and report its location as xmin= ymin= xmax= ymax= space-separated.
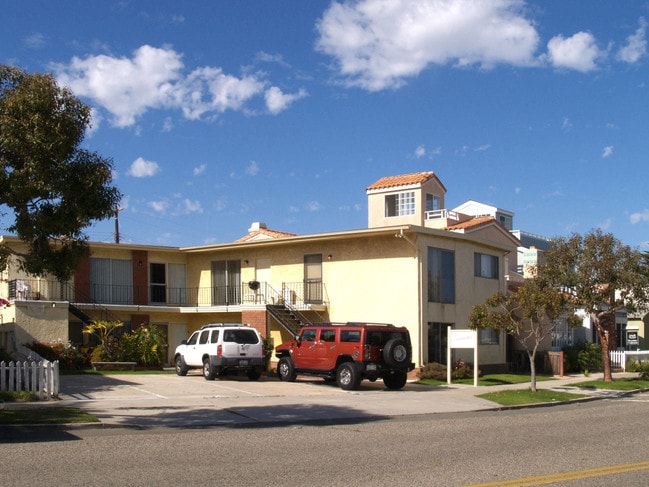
xmin=203 ymin=358 xmax=217 ymax=380
xmin=336 ymin=362 xmax=361 ymax=390
xmin=383 ymin=370 xmax=408 ymax=390
xmin=277 ymin=357 xmax=297 ymax=382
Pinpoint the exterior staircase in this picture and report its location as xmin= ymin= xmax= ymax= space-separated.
xmin=266 ymin=304 xmax=311 ymax=337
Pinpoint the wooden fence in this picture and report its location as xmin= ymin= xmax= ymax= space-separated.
xmin=0 ymin=360 xmax=59 ymax=400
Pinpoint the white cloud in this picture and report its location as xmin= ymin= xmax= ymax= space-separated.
xmin=630 ymin=209 xmax=649 ymax=224
xmin=54 ymin=45 xmax=184 ymax=127
xmin=602 ymin=146 xmax=614 ymax=158
xmin=316 ymin=0 xmax=540 ymax=91
xmin=193 ymin=164 xmax=206 ymax=176
xmin=148 ymin=200 xmax=169 ymax=213
xmin=414 ymin=145 xmax=426 ymax=159
xmin=265 ymin=86 xmax=308 ymax=114
xmin=173 ymin=66 xmax=265 ymax=120
xmin=177 ymin=199 xmax=203 ymax=215
xmin=24 ymin=33 xmax=46 ymax=49
xmin=245 ymin=160 xmax=260 ymax=176
xmin=127 ymin=157 xmax=160 ymax=177
xmin=306 ymin=201 xmax=323 ymax=211
xmin=546 ymin=32 xmax=602 ymax=72
xmin=52 ymin=44 xmax=306 ymax=128
xmin=618 ymin=17 xmax=647 ymax=63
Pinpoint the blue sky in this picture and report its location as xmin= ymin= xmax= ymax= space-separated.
xmin=3 ymin=1 xmax=649 ymax=250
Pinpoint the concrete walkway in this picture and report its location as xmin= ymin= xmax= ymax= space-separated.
xmin=27 ymin=371 xmax=640 ymax=429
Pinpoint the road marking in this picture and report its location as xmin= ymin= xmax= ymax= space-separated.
xmin=464 ymin=461 xmax=649 ymax=486
xmin=125 ymin=385 xmax=168 ymax=398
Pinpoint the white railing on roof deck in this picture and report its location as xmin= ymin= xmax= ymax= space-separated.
xmin=425 ymin=209 xmax=460 ymax=221
xmin=0 ymin=360 xmax=59 ymax=400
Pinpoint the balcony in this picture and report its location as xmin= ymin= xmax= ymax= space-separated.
xmin=7 ymin=279 xmax=328 ymax=311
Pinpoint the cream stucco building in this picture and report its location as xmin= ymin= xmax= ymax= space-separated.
xmin=1 ymin=171 xmax=521 ymax=371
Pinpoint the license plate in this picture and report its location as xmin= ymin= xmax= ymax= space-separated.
xmin=366 ymin=364 xmax=377 ymax=371
xmin=239 ymin=360 xmax=248 ymax=366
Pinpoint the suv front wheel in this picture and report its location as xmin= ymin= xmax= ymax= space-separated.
xmin=336 ymin=362 xmax=361 ymax=390
xmin=175 ymin=355 xmax=188 ymax=376
xmin=277 ymin=357 xmax=297 ymax=382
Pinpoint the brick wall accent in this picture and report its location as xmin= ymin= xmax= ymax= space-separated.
xmin=131 ymin=314 xmax=150 ymax=329
xmin=241 ymin=310 xmax=268 ymax=338
xmin=132 ymin=250 xmax=148 ymax=305
xmin=74 ymin=255 xmax=91 ymax=299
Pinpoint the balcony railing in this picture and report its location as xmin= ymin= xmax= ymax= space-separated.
xmin=424 ymin=209 xmax=460 ymax=221
xmin=7 ymin=279 xmax=328 ymax=310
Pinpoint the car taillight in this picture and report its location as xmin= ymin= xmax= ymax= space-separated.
xmin=363 ymin=345 xmax=371 ymax=360
xmin=217 ymin=344 xmax=222 ymax=356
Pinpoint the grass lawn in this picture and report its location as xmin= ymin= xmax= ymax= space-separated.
xmin=478 ymin=389 xmax=588 ymax=406
xmin=0 ymin=406 xmax=99 ymax=425
xmin=570 ymin=377 xmax=649 ymax=391
xmin=417 ymin=373 xmax=556 ymax=387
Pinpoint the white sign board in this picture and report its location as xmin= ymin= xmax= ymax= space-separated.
xmin=447 ymin=327 xmax=479 ymax=387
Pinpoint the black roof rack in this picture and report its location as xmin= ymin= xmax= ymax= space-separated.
xmin=307 ymin=322 xmax=396 ymax=328
xmin=199 ymin=323 xmax=250 ymax=329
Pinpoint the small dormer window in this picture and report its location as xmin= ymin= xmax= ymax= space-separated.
xmin=385 ymin=191 xmax=415 ymax=217
xmin=426 ymin=193 xmax=441 ymax=212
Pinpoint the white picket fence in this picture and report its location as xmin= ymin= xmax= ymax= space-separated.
xmin=609 ymin=350 xmax=649 ymax=371
xmin=0 ymin=360 xmax=59 ymax=400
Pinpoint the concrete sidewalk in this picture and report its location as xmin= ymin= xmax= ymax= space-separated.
xmin=35 ymin=371 xmax=639 ymax=429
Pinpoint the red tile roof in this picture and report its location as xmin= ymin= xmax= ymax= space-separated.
xmin=366 ymin=171 xmax=436 ymax=191
xmin=444 ymin=215 xmax=496 ymax=231
xmin=236 ymin=228 xmax=297 ymax=242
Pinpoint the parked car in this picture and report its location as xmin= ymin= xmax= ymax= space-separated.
xmin=275 ymin=322 xmax=414 ymax=390
xmin=174 ymin=323 xmax=265 ymax=380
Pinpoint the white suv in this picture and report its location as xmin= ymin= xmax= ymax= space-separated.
xmin=174 ymin=323 xmax=265 ymax=380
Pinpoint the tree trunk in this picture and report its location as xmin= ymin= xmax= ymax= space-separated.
xmin=597 ymin=311 xmax=617 ymax=382
xmin=528 ymin=350 xmax=537 ymax=392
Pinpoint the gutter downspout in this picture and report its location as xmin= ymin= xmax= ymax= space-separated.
xmin=395 ymin=229 xmax=424 ymax=368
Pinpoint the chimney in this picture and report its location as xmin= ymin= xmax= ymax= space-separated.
xmin=248 ymin=222 xmax=267 ymax=233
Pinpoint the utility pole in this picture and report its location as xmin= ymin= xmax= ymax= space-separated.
xmin=114 ymin=206 xmax=124 ymax=244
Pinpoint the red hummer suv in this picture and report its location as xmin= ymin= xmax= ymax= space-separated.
xmin=274 ymin=322 xmax=414 ymax=390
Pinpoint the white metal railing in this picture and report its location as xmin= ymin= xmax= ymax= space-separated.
xmin=425 ymin=209 xmax=460 ymax=221
xmin=0 ymin=360 xmax=59 ymax=400
xmin=609 ymin=350 xmax=649 ymax=371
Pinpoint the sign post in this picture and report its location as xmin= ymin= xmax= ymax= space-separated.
xmin=447 ymin=327 xmax=479 ymax=387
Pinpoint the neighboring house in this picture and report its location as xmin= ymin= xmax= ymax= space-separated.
xmin=0 ymin=171 xmax=521 ymax=371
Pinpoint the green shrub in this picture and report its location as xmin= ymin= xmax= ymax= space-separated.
xmin=627 ymin=359 xmax=649 ymax=378
xmin=418 ymin=361 xmax=477 ymax=380
xmin=563 ymin=343 xmax=602 ymax=373
xmin=121 ymin=325 xmax=167 ymax=367
xmin=24 ymin=341 xmax=86 ymax=370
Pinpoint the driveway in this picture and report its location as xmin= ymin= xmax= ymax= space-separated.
xmin=56 ymin=371 xmax=499 ymax=427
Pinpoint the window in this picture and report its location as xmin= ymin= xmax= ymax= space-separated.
xmin=340 ymin=330 xmax=360 ymax=342
xmin=199 ymin=331 xmax=209 ymax=345
xmin=187 ymin=332 xmax=199 ymax=346
xmin=426 ymin=193 xmax=441 ymax=212
xmin=474 ymin=253 xmax=499 ymax=279
xmin=150 ymin=262 xmax=166 ymax=303
xmin=479 ymin=328 xmax=500 ymax=345
xmin=385 ymin=191 xmax=415 ymax=217
xmin=210 ymin=330 xmax=220 ymax=343
xmin=321 ymin=329 xmax=336 ymax=342
xmin=428 ymin=247 xmax=455 ymax=303
xmin=301 ymin=329 xmax=317 ymax=342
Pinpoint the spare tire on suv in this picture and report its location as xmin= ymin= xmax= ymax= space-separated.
xmin=275 ymin=322 xmax=414 ymax=390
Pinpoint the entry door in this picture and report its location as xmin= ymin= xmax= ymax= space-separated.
xmin=211 ymin=260 xmax=241 ymax=305
xmin=428 ymin=323 xmax=450 ymax=365
xmin=304 ymin=254 xmax=323 ymax=304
